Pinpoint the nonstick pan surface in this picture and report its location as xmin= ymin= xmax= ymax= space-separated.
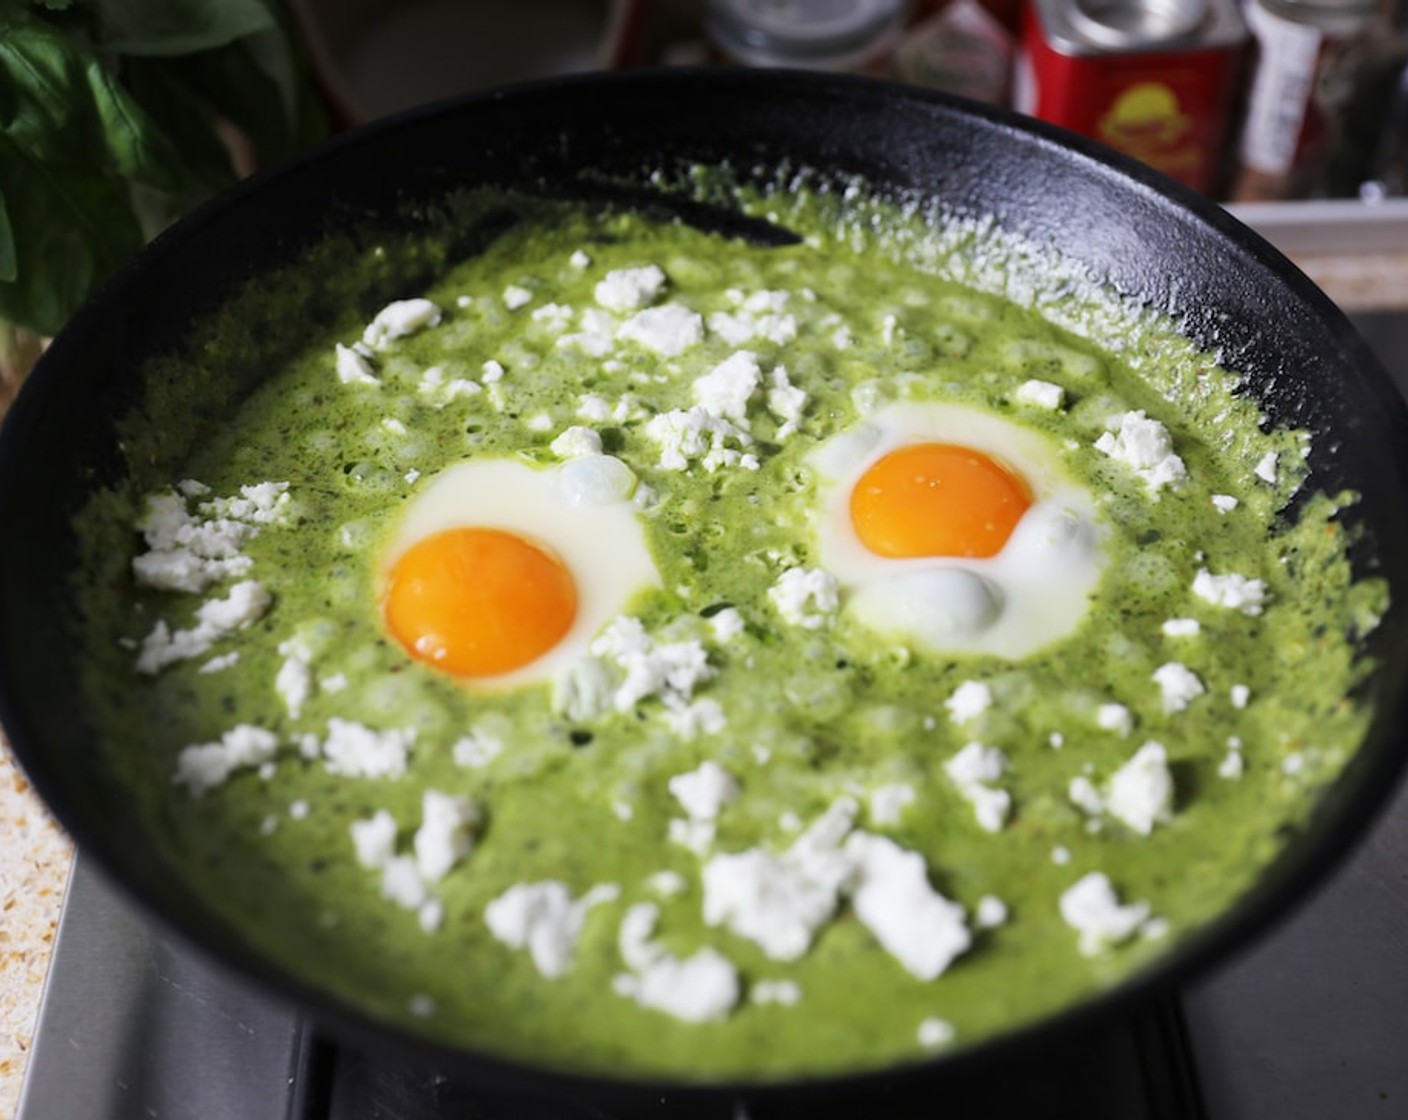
xmin=3 ymin=69 xmax=1408 ymax=1107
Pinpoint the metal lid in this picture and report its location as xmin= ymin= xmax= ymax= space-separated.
xmin=706 ymin=0 xmax=908 ymax=65
xmin=1068 ymin=0 xmax=1209 ymax=48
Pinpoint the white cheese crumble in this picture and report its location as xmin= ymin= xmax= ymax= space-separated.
xmin=768 ymin=567 xmax=840 ymax=629
xmin=1105 ymin=742 xmax=1174 ymax=835
xmin=643 ymin=406 xmax=756 ymax=472
xmin=844 ymin=831 xmax=972 ymax=980
xmin=611 ymin=902 xmax=740 ymax=1022
xmin=1153 ymin=662 xmax=1206 ymax=713
xmin=1052 ymin=846 xmax=1072 ymax=865
xmin=661 ymin=696 xmax=727 ymax=739
xmin=502 ymin=284 xmax=532 ymax=310
xmin=617 ymin=304 xmax=704 ymax=356
xmin=137 ymin=580 xmax=272 ymax=674
xmin=549 ymin=425 xmax=603 ymax=459
xmin=1059 ymin=872 xmax=1152 ymax=956
xmin=869 ymin=783 xmax=916 ymax=826
xmin=484 ymin=881 xmax=619 ymax=979
xmin=918 ymin=1018 xmax=956 ymax=1048
xmin=1192 ymin=568 xmax=1268 ymax=615
xmin=668 ymin=761 xmax=740 ymax=822
xmin=1161 ymin=618 xmax=1201 ymax=638
xmin=708 ymin=607 xmax=746 ymax=643
xmin=173 ymin=724 xmax=278 ymax=796
xmin=751 ymin=979 xmax=802 ymax=1006
xmin=1096 ymin=702 xmax=1134 ymax=736
xmin=1094 ymin=410 xmax=1187 ymax=493
xmin=320 ymin=718 xmax=413 ymax=778
xmin=974 ymin=894 xmax=1009 ymax=930
xmin=275 ymin=638 xmax=314 ymax=718
xmin=569 ymin=249 xmax=591 ymax=269
xmin=1015 ymin=379 xmax=1065 ymax=410
xmin=361 ymin=299 xmax=441 ymax=348
xmin=701 ymin=799 xmax=858 ymax=961
xmin=943 ymin=742 xmax=1011 ymax=832
xmin=1212 ymin=494 xmax=1239 ymax=514
xmin=584 ymin=615 xmax=717 ymax=715
xmin=335 ymin=343 xmax=379 ymax=385
xmin=414 ymin=791 xmax=480 ymax=882
xmin=707 ymin=289 xmax=798 ymax=347
xmin=692 ymin=350 xmax=761 ymax=423
xmin=480 ymin=359 xmax=505 ymax=383
xmin=132 ymin=482 xmax=288 ymax=594
xmin=1218 ymin=748 xmax=1245 ymax=780
xmin=350 ymin=810 xmax=398 ymax=869
xmin=452 ymin=726 xmax=505 ymax=769
xmin=945 ymin=680 xmax=993 ymax=724
xmin=1255 ymin=451 xmax=1279 ymax=484
xmin=1231 ymin=683 xmax=1251 ymax=709
xmin=595 ymin=265 xmax=667 ymax=312
xmin=766 ymin=365 xmax=808 ymax=438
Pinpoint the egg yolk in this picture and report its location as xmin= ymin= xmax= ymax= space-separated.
xmin=849 ymin=443 xmax=1034 ymax=559
xmin=383 ymin=528 xmax=577 ymax=678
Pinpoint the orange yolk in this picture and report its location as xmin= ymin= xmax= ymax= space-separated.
xmin=383 ymin=527 xmax=577 ymax=678
xmin=849 ymin=443 xmax=1034 ymax=559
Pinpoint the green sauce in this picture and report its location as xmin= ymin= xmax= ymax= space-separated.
xmin=71 ymin=183 xmax=1384 ymax=1081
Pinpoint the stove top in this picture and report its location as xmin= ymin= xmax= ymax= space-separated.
xmin=16 ymin=313 xmax=1408 ymax=1120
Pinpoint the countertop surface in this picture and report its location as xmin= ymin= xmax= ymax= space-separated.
xmin=1 ymin=247 xmax=1405 ymax=1118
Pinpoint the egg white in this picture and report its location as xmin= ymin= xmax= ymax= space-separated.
xmin=379 ymin=456 xmax=659 ymax=689
xmin=808 ymin=401 xmax=1106 ymax=658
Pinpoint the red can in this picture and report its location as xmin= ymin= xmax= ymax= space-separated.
xmin=1014 ymin=0 xmax=1248 ymax=195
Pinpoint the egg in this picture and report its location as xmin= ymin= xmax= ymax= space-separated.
xmin=808 ymin=402 xmax=1105 ymax=658
xmin=379 ymin=455 xmax=659 ymax=688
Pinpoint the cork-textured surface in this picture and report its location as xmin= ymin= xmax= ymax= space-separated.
xmin=0 ymin=739 xmax=72 ymax=1119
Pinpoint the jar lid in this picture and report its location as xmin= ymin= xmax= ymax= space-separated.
xmin=706 ymin=0 xmax=908 ymax=65
xmin=1069 ymin=0 xmax=1209 ymax=48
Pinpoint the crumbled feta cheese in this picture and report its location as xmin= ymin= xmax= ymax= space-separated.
xmin=1106 ymin=742 xmax=1174 ymax=835
xmin=595 ymin=265 xmax=667 ymax=312
xmin=944 ymin=742 xmax=1011 ymax=832
xmin=321 ymin=673 xmax=348 ymax=693
xmin=549 ymin=426 xmax=603 ymax=459
xmin=844 ymin=831 xmax=972 ymax=980
xmin=569 ymin=249 xmax=591 ymax=269
xmin=706 ymin=290 xmax=798 ymax=347
xmin=526 ymin=413 xmax=554 ymax=432
xmin=648 ymin=870 xmax=687 ymax=897
xmin=1052 ymin=846 xmax=1072 ymax=865
xmin=413 ymin=790 xmax=480 ymax=882
xmin=275 ymin=638 xmax=314 ymax=719
xmin=1218 ymin=749 xmax=1245 ymax=780
xmin=320 ymin=718 xmax=413 ymax=778
xmin=668 ymin=761 xmax=740 ymax=822
xmin=661 ymin=696 xmax=727 ymax=739
xmin=1161 ymin=618 xmax=1201 ymax=638
xmin=1059 ymin=872 xmax=1151 ymax=956
xmin=918 ymin=1018 xmax=956 ymax=1048
xmin=766 ymin=365 xmax=808 ymax=438
xmin=362 ymin=299 xmax=441 ymax=348
xmin=1231 ymin=683 xmax=1251 ymax=709
xmin=335 ymin=343 xmax=379 ymax=385
xmin=1283 ymin=752 xmax=1305 ymax=776
xmin=751 ymin=979 xmax=802 ymax=1006
xmin=617 ymin=304 xmax=704 ymax=356
xmin=502 ymin=285 xmax=532 ymax=310
xmin=869 ymin=783 xmax=916 ymax=826
xmin=708 ymin=607 xmax=746 ymax=643
xmin=587 ymin=616 xmax=717 ymax=714
xmin=945 ymin=680 xmax=993 ymax=724
xmin=481 ymin=359 xmax=505 ymax=383
xmin=1193 ymin=568 xmax=1268 ymax=615
xmin=1096 ymin=702 xmax=1134 ymax=736
xmin=974 ymin=895 xmax=1009 ymax=930
xmin=1049 ymin=731 xmax=1065 ymax=749
xmin=1068 ymin=775 xmax=1105 ymax=817
xmin=1094 ymin=410 xmax=1186 ymax=493
xmin=1212 ymin=494 xmax=1239 ymax=514
xmin=1153 ymin=662 xmax=1205 ymax=713
xmin=350 ymin=810 xmax=398 ymax=869
xmin=693 ymin=351 xmax=761 ymax=423
xmin=199 ymin=652 xmax=239 ymax=674
xmin=531 ymin=302 xmax=573 ymax=332
xmin=643 ymin=406 xmax=754 ymax=472
xmin=381 ymin=856 xmax=428 ymax=909
xmin=452 ymin=727 xmax=504 ymax=769
xmin=611 ymin=903 xmax=740 ymax=1023
xmin=1255 ymin=451 xmax=1279 ymax=484
xmin=576 ymin=393 xmax=612 ymax=421
xmin=701 ymin=799 xmax=858 ymax=961
xmin=1015 ymin=379 xmax=1064 ymax=410
xmin=768 ymin=567 xmax=840 ymax=629
xmin=485 ymin=881 xmax=619 ymax=979
xmin=173 ymin=724 xmax=278 ymax=796
xmin=137 ymin=580 xmax=273 ymax=674
xmin=289 ymin=799 xmax=310 ymax=820
xmin=668 ymin=817 xmax=716 ymax=854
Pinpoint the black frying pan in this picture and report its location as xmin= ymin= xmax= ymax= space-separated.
xmin=3 ymin=69 xmax=1408 ymax=1112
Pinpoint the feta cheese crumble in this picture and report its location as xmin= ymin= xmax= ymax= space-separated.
xmin=617 ymin=304 xmax=704 ymax=356
xmin=595 ymin=265 xmax=667 ymax=312
xmin=668 ymin=761 xmax=740 ymax=822
xmin=1153 ymin=662 xmax=1205 ymax=713
xmin=768 ymin=567 xmax=840 ymax=629
xmin=173 ymin=725 xmax=278 ymax=796
xmin=1094 ymin=410 xmax=1186 ymax=493
xmin=1059 ymin=872 xmax=1152 ymax=956
xmin=1096 ymin=702 xmax=1134 ymax=736
xmin=945 ymin=680 xmax=993 ymax=724
xmin=1105 ymin=742 xmax=1174 ymax=835
xmin=485 ymin=881 xmax=619 ymax=979
xmin=611 ymin=902 xmax=740 ymax=1022
xmin=944 ymin=742 xmax=1011 ymax=832
xmin=1015 ymin=379 xmax=1064 ymax=410
xmin=1192 ymin=568 xmax=1269 ymax=615
xmin=361 ymin=299 xmax=441 ymax=348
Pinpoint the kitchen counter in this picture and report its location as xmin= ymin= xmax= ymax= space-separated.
xmin=2 ymin=248 xmax=1406 ymax=1117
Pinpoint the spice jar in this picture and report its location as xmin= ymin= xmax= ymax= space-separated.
xmin=705 ymin=0 xmax=910 ymax=73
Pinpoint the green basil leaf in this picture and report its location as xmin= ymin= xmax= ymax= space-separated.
xmin=0 ymin=133 xmax=143 ymax=335
xmin=157 ymin=38 xmax=292 ymax=164
xmin=88 ymin=0 xmax=275 ymax=57
xmin=120 ymin=56 xmax=236 ymax=189
xmin=0 ymin=186 xmax=17 ymax=284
